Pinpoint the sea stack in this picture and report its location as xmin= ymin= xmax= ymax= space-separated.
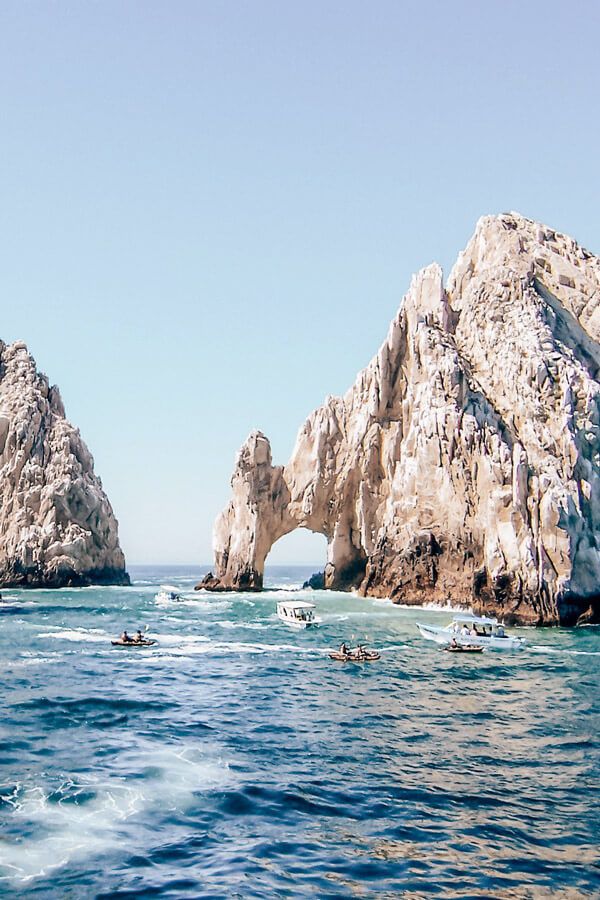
xmin=203 ymin=213 xmax=600 ymax=625
xmin=0 ymin=340 xmax=128 ymax=587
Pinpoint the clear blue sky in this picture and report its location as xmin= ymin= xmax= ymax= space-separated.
xmin=0 ymin=1 xmax=598 ymax=565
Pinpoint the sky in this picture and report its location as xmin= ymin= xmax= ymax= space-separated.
xmin=0 ymin=1 xmax=599 ymax=566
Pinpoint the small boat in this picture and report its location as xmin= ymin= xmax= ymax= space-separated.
xmin=417 ymin=613 xmax=526 ymax=651
xmin=111 ymin=639 xmax=156 ymax=647
xmin=444 ymin=644 xmax=485 ymax=653
xmin=329 ymin=649 xmax=380 ymax=662
xmin=276 ymin=600 xmax=320 ymax=629
xmin=155 ymin=585 xmax=184 ymax=603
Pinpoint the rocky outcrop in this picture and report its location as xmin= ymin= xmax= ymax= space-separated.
xmin=206 ymin=213 xmax=600 ymax=624
xmin=302 ymin=571 xmax=325 ymax=590
xmin=0 ymin=340 xmax=128 ymax=587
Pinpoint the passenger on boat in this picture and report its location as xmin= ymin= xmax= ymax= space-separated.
xmin=497 ymin=625 xmax=505 ymax=637
xmin=470 ymin=625 xmax=479 ymax=637
xmin=339 ymin=642 xmax=348 ymax=656
xmin=461 ymin=624 xmax=470 ymax=636
xmin=450 ymin=637 xmax=459 ymax=648
xmin=120 ymin=631 xmax=132 ymax=643
xmin=133 ymin=630 xmax=144 ymax=643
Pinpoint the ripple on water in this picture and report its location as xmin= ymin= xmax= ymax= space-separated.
xmin=0 ymin=576 xmax=598 ymax=897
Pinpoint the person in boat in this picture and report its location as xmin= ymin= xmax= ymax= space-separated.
xmin=450 ymin=637 xmax=459 ymax=648
xmin=497 ymin=625 xmax=505 ymax=637
xmin=469 ymin=625 xmax=479 ymax=637
xmin=133 ymin=630 xmax=145 ymax=643
xmin=460 ymin=624 xmax=470 ymax=636
xmin=339 ymin=642 xmax=348 ymax=656
xmin=120 ymin=630 xmax=132 ymax=643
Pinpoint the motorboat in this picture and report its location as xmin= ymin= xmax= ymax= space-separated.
xmin=417 ymin=613 xmax=526 ymax=650
xmin=155 ymin=585 xmax=184 ymax=603
xmin=276 ymin=600 xmax=320 ymax=629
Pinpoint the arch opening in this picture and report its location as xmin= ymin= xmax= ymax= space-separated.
xmin=263 ymin=528 xmax=328 ymax=591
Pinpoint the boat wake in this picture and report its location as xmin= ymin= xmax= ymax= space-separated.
xmin=528 ymin=645 xmax=600 ymax=656
xmin=0 ymin=743 xmax=231 ymax=884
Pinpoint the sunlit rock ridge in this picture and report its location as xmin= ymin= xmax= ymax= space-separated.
xmin=206 ymin=213 xmax=600 ymax=625
xmin=0 ymin=341 xmax=128 ymax=587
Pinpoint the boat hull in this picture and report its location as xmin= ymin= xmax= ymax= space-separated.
xmin=277 ymin=616 xmax=314 ymax=629
xmin=111 ymin=640 xmax=156 ymax=647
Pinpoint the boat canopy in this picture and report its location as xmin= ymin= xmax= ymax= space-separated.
xmin=451 ymin=613 xmax=498 ymax=625
xmin=278 ymin=601 xmax=315 ymax=611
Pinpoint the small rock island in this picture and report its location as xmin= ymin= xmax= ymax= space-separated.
xmin=0 ymin=340 xmax=128 ymax=587
xmin=201 ymin=213 xmax=600 ymax=625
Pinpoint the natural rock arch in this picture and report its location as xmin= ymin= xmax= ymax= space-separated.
xmin=207 ymin=431 xmax=367 ymax=591
xmin=201 ymin=213 xmax=600 ymax=625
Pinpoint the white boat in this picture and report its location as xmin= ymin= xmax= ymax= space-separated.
xmin=416 ymin=613 xmax=526 ymax=650
xmin=276 ymin=600 xmax=320 ymax=629
xmin=155 ymin=584 xmax=184 ymax=603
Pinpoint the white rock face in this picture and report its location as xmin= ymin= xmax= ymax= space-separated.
xmin=205 ymin=213 xmax=600 ymax=624
xmin=0 ymin=341 xmax=128 ymax=587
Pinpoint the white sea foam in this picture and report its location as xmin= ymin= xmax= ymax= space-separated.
xmin=0 ymin=743 xmax=231 ymax=883
xmin=140 ymin=635 xmax=329 ymax=658
xmin=529 ymin=645 xmax=600 ymax=656
xmin=37 ymin=628 xmax=110 ymax=643
xmin=7 ymin=656 xmax=63 ymax=668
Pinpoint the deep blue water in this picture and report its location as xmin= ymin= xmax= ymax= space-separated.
xmin=0 ymin=565 xmax=598 ymax=898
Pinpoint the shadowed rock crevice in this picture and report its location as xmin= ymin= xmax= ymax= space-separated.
xmin=203 ymin=214 xmax=600 ymax=624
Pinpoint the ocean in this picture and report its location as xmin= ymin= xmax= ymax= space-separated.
xmin=0 ymin=565 xmax=598 ymax=898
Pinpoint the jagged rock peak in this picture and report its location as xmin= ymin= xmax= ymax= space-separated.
xmin=204 ymin=213 xmax=600 ymax=625
xmin=0 ymin=340 xmax=129 ymax=587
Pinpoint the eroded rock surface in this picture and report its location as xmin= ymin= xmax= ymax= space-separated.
xmin=0 ymin=341 xmax=128 ymax=587
xmin=206 ymin=213 xmax=600 ymax=624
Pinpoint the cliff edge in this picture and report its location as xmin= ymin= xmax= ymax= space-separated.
xmin=203 ymin=213 xmax=600 ymax=624
xmin=0 ymin=341 xmax=129 ymax=587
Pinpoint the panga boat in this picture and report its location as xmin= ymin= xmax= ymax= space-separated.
xmin=276 ymin=600 xmax=320 ymax=629
xmin=417 ymin=614 xmax=526 ymax=650
xmin=155 ymin=585 xmax=184 ymax=603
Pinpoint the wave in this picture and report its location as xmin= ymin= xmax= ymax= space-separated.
xmin=215 ymin=620 xmax=269 ymax=631
xmin=143 ymin=633 xmax=330 ymax=657
xmin=37 ymin=629 xmax=110 ymax=644
xmin=528 ymin=645 xmax=600 ymax=656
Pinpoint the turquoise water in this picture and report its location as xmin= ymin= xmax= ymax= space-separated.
xmin=0 ymin=565 xmax=598 ymax=898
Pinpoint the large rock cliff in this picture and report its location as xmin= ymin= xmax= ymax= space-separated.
xmin=0 ymin=340 xmax=128 ymax=587
xmin=204 ymin=213 xmax=600 ymax=624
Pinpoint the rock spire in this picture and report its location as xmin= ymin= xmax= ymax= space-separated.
xmin=0 ymin=340 xmax=128 ymax=587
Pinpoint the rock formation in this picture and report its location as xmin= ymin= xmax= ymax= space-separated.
xmin=0 ymin=340 xmax=129 ymax=587
xmin=203 ymin=213 xmax=600 ymax=624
